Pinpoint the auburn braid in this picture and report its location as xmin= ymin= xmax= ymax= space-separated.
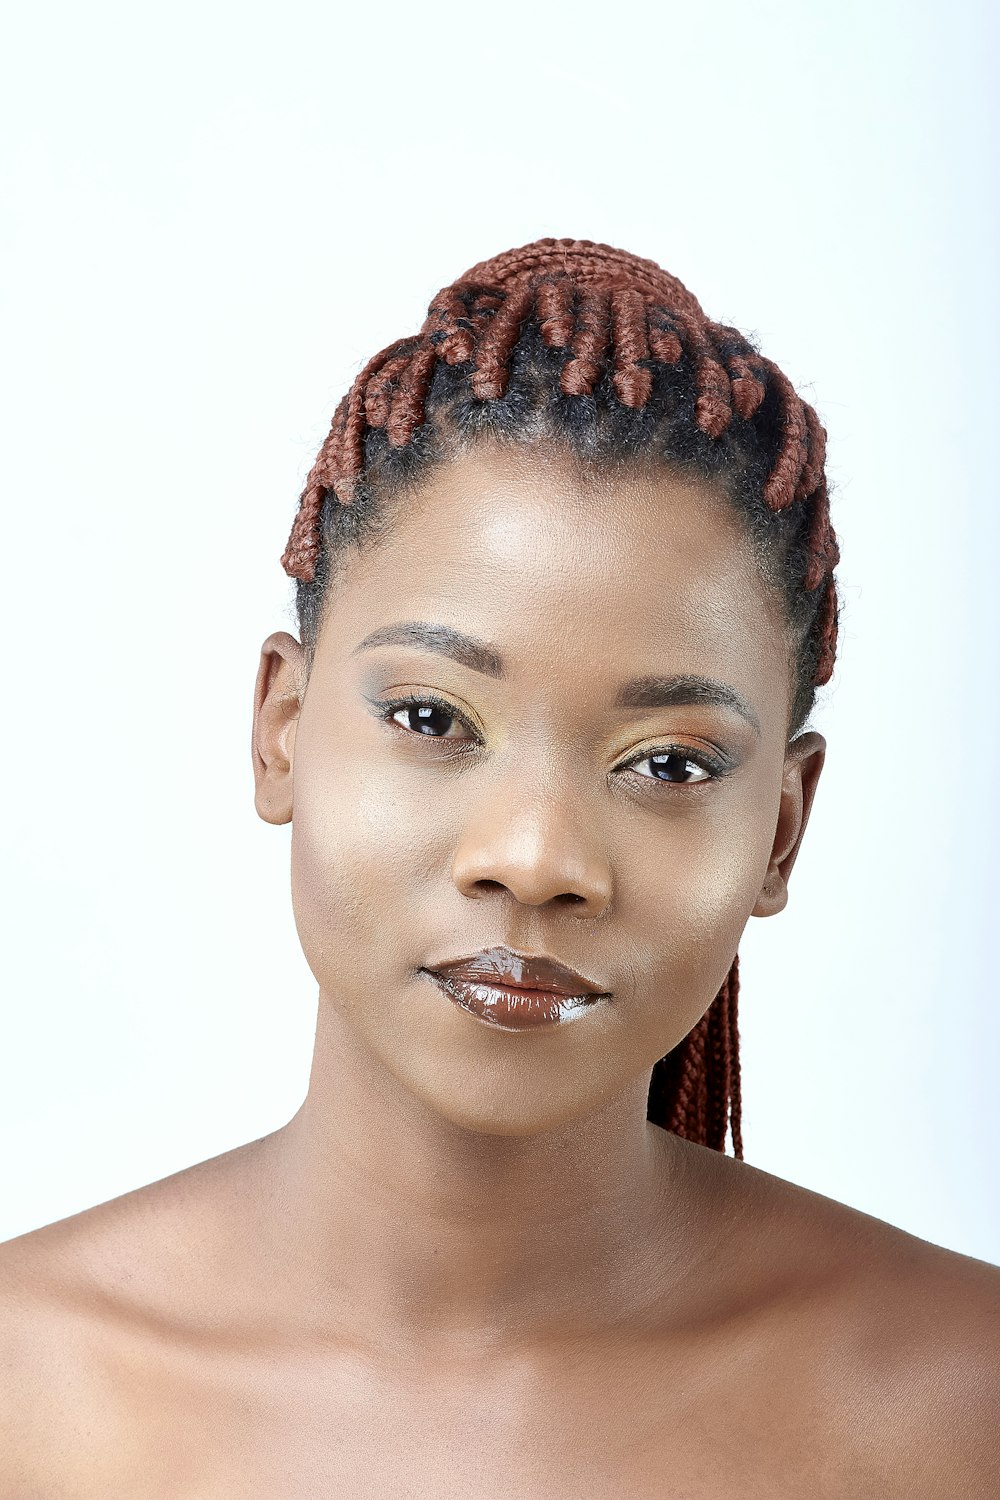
xmin=280 ymin=237 xmax=843 ymax=1160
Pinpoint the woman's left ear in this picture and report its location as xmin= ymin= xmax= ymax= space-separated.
xmin=751 ymin=731 xmax=827 ymax=918
xmin=252 ymin=631 xmax=307 ymax=826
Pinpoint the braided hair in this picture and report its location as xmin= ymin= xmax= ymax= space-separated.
xmin=280 ymin=237 xmax=842 ymax=1161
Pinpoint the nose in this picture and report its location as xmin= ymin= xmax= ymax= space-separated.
xmin=449 ymin=771 xmax=613 ymax=915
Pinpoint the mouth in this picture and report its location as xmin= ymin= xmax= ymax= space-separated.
xmin=420 ymin=945 xmax=611 ymax=1032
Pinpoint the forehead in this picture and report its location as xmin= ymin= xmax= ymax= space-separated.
xmin=322 ymin=442 xmax=790 ymax=713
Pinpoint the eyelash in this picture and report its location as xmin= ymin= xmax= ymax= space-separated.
xmin=367 ymin=692 xmax=730 ymax=787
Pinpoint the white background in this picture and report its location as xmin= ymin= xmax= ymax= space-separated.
xmin=1 ymin=0 xmax=997 ymax=1263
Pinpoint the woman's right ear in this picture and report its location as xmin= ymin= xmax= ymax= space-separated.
xmin=251 ymin=631 xmax=307 ymax=825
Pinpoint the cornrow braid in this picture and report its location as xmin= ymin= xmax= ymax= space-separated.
xmin=534 ymin=273 xmax=577 ymax=351
xmin=561 ymin=287 xmax=612 ymax=396
xmin=469 ymin=281 xmax=537 ymax=402
xmin=609 ymin=286 xmax=653 ymax=408
xmin=281 ymin=237 xmax=844 ymax=1160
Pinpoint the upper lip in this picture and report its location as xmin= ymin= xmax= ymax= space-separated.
xmin=424 ymin=945 xmax=609 ymax=997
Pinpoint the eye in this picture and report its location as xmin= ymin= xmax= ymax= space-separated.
xmin=367 ymin=693 xmax=729 ymax=787
xmin=621 ymin=747 xmax=726 ymax=786
xmin=374 ymin=693 xmax=478 ymax=741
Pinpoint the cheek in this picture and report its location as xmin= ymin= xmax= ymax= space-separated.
xmin=288 ymin=746 xmax=435 ymax=995
xmin=618 ymin=795 xmax=773 ymax=1046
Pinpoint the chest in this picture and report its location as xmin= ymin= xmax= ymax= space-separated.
xmin=34 ymin=1330 xmax=901 ymax=1499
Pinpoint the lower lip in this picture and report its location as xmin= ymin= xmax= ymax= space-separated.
xmin=423 ymin=971 xmax=605 ymax=1031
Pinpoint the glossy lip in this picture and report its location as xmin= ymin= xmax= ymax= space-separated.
xmin=422 ymin=944 xmax=610 ymax=997
xmin=419 ymin=945 xmax=611 ymax=1032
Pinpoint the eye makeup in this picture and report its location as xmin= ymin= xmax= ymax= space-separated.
xmin=362 ymin=688 xmax=738 ymax=790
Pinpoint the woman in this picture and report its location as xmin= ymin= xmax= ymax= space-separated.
xmin=2 ymin=237 xmax=997 ymax=1495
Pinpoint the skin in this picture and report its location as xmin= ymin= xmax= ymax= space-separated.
xmin=1 ymin=441 xmax=998 ymax=1498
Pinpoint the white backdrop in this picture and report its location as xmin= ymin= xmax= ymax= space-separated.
xmin=2 ymin=0 xmax=997 ymax=1263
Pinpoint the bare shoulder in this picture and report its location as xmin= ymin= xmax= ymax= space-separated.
xmin=726 ymin=1150 xmax=1000 ymax=1497
xmin=0 ymin=1139 xmax=264 ymax=1496
xmin=852 ymin=1213 xmax=1000 ymax=1498
xmin=0 ymin=1199 xmax=147 ymax=1495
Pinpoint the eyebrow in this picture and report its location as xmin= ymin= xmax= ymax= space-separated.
xmin=352 ymin=620 xmax=762 ymax=736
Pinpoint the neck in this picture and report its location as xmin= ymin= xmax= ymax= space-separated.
xmin=247 ymin=995 xmax=698 ymax=1363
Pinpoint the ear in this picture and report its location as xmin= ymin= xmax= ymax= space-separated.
xmin=252 ymin=631 xmax=307 ymax=826
xmin=751 ymin=730 xmax=827 ymax=917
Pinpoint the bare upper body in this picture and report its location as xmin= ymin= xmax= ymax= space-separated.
xmin=6 ymin=436 xmax=998 ymax=1498
xmin=1 ymin=1126 xmax=997 ymax=1500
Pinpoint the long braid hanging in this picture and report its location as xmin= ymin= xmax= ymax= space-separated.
xmin=281 ymin=237 xmax=840 ymax=1160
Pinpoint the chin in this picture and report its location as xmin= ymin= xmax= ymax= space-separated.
xmin=381 ymin=1042 xmax=627 ymax=1140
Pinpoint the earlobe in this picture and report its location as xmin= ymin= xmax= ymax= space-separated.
xmin=251 ymin=631 xmax=307 ymax=827
xmin=751 ymin=730 xmax=827 ymax=919
xmin=753 ymin=870 xmax=788 ymax=918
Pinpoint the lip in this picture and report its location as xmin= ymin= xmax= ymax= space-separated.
xmin=420 ymin=946 xmax=611 ymax=1033
xmin=424 ymin=945 xmax=609 ymax=997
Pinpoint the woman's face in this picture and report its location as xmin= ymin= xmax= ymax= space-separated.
xmin=254 ymin=441 xmax=825 ymax=1137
